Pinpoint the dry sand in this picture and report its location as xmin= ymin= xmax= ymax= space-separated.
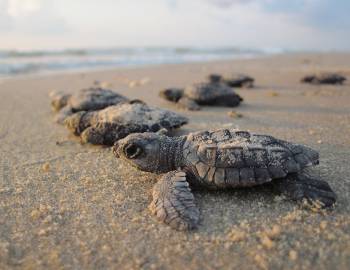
xmin=0 ymin=53 xmax=350 ymax=270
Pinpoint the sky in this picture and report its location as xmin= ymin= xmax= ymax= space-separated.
xmin=0 ymin=0 xmax=349 ymax=51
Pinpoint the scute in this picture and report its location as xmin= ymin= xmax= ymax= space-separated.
xmin=239 ymin=168 xmax=256 ymax=186
xmin=210 ymin=129 xmax=231 ymax=142
xmin=243 ymin=147 xmax=268 ymax=167
xmin=205 ymin=167 xmax=216 ymax=183
xmin=216 ymin=147 xmax=245 ymax=168
xmin=254 ymin=168 xmax=271 ymax=183
xmin=185 ymin=145 xmax=200 ymax=165
xmin=214 ymin=168 xmax=226 ymax=187
xmin=195 ymin=162 xmax=210 ymax=179
xmin=268 ymin=148 xmax=290 ymax=167
xmin=225 ymin=168 xmax=240 ymax=187
xmin=197 ymin=144 xmax=217 ymax=166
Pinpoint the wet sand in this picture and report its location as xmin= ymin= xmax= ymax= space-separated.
xmin=0 ymin=53 xmax=350 ymax=269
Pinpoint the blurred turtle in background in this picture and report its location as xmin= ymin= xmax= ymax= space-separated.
xmin=301 ymin=73 xmax=346 ymax=85
xmin=64 ymin=101 xmax=188 ymax=145
xmin=160 ymin=75 xmax=243 ymax=111
xmin=209 ymin=73 xmax=254 ymax=88
xmin=50 ymin=87 xmax=129 ymax=123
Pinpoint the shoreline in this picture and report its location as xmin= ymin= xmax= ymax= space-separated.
xmin=2 ymin=51 xmax=349 ymax=83
xmin=0 ymin=52 xmax=350 ymax=269
xmin=0 ymin=53 xmax=267 ymax=82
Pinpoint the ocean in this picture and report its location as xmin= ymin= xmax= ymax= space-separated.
xmin=0 ymin=47 xmax=282 ymax=78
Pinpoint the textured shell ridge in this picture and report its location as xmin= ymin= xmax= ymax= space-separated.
xmin=184 ymin=128 xmax=319 ymax=187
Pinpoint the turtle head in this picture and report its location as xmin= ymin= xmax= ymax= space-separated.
xmin=113 ymin=132 xmax=172 ymax=173
xmin=49 ymin=91 xmax=71 ymax=111
xmin=159 ymin=88 xmax=184 ymax=102
xmin=64 ymin=111 xmax=87 ymax=135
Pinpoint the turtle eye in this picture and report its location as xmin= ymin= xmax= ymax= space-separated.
xmin=124 ymin=143 xmax=143 ymax=159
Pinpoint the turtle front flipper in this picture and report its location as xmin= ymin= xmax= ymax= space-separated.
xmin=272 ymin=173 xmax=336 ymax=208
xmin=149 ymin=171 xmax=199 ymax=231
xmin=159 ymin=88 xmax=184 ymax=102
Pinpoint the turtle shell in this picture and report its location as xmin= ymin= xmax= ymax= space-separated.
xmin=93 ymin=103 xmax=187 ymax=129
xmin=65 ymin=102 xmax=188 ymax=145
xmin=183 ymin=129 xmax=319 ymax=188
xmin=224 ymin=74 xmax=254 ymax=88
xmin=68 ymin=87 xmax=129 ymax=111
xmin=184 ymin=83 xmax=234 ymax=103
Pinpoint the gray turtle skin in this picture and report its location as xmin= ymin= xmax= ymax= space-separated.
xmin=209 ymin=73 xmax=255 ymax=88
xmin=50 ymin=87 xmax=129 ymax=123
xmin=301 ymin=73 xmax=346 ymax=85
xmin=113 ymin=128 xmax=336 ymax=230
xmin=160 ymin=81 xmax=243 ymax=111
xmin=64 ymin=102 xmax=188 ymax=146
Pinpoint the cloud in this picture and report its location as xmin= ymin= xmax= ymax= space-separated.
xmin=0 ymin=0 xmax=12 ymax=31
xmin=206 ymin=0 xmax=350 ymax=30
xmin=7 ymin=0 xmax=42 ymax=17
xmin=0 ymin=0 xmax=69 ymax=35
xmin=206 ymin=0 xmax=254 ymax=8
xmin=0 ymin=0 xmax=349 ymax=50
xmin=300 ymin=0 xmax=350 ymax=29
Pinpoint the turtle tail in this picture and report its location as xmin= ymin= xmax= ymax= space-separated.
xmin=272 ymin=173 xmax=336 ymax=208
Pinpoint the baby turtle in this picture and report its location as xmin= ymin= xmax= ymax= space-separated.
xmin=301 ymin=73 xmax=346 ymax=85
xmin=64 ymin=102 xmax=188 ymax=145
xmin=209 ymin=73 xmax=254 ymax=88
xmin=114 ymin=128 xmax=336 ymax=230
xmin=49 ymin=87 xmax=129 ymax=123
xmin=160 ymin=81 xmax=243 ymax=111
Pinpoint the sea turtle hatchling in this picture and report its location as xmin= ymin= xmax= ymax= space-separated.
xmin=49 ymin=87 xmax=129 ymax=123
xmin=301 ymin=73 xmax=346 ymax=85
xmin=159 ymin=80 xmax=243 ymax=111
xmin=64 ymin=102 xmax=188 ymax=145
xmin=113 ymin=128 xmax=336 ymax=230
xmin=209 ymin=73 xmax=255 ymax=88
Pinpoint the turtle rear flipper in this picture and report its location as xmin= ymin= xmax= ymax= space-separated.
xmin=273 ymin=173 xmax=336 ymax=208
xmin=149 ymin=171 xmax=200 ymax=231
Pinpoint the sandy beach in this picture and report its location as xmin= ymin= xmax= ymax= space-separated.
xmin=1 ymin=53 xmax=350 ymax=269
